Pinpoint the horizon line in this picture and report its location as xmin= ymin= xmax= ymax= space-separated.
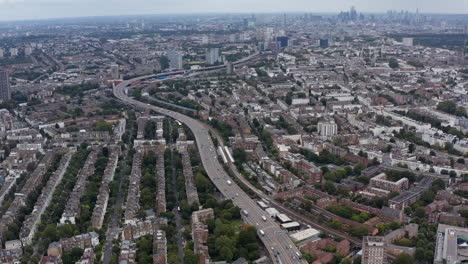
xmin=1 ymin=10 xmax=468 ymax=24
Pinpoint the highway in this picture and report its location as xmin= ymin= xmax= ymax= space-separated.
xmin=113 ymin=65 xmax=306 ymax=264
xmin=209 ymin=127 xmax=364 ymax=247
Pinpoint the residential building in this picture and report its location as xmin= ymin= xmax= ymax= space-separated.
xmin=206 ymin=48 xmax=220 ymax=65
xmin=318 ymin=117 xmax=337 ymax=137
xmin=0 ymin=69 xmax=11 ymax=102
xmin=362 ymin=236 xmax=387 ymax=264
xmin=167 ymin=51 xmax=183 ymax=69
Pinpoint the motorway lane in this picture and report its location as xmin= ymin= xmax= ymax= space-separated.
xmin=114 ymin=81 xmax=305 ymax=264
xmin=202 ymin=121 xmax=363 ymax=247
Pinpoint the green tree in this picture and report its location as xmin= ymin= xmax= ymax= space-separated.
xmin=389 ymin=58 xmax=399 ymax=69
xmin=341 ymin=258 xmax=352 ymax=264
xmin=93 ymin=120 xmax=113 ymax=132
xmin=42 ymin=224 xmax=58 ymax=241
xmin=219 ymin=247 xmax=233 ymax=262
xmin=303 ymin=251 xmax=316 ymax=264
xmin=393 ymin=253 xmax=414 ymax=264
xmin=437 ymin=101 xmax=457 ymax=115
xmin=353 ymin=256 xmax=362 ymax=264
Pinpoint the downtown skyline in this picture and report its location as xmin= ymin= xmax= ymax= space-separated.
xmin=0 ymin=0 xmax=467 ymax=22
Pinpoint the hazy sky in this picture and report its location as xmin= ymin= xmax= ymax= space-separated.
xmin=0 ymin=0 xmax=467 ymax=22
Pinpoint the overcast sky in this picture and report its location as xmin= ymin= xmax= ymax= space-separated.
xmin=0 ymin=0 xmax=467 ymax=22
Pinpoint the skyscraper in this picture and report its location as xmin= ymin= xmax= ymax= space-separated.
xmin=205 ymin=48 xmax=220 ymax=65
xmin=0 ymin=69 xmax=11 ymax=102
xmin=350 ymin=6 xmax=358 ymax=21
xmin=276 ymin=36 xmax=289 ymax=48
xmin=362 ymin=236 xmax=387 ymax=264
xmin=167 ymin=51 xmax=183 ymax=69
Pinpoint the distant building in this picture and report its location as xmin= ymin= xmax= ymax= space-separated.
xmin=318 ymin=117 xmax=337 ymax=137
xmin=319 ymin=39 xmax=329 ymax=48
xmin=167 ymin=51 xmax=183 ymax=69
xmin=206 ymin=48 xmax=220 ymax=65
xmin=362 ymin=236 xmax=387 ymax=264
xmin=402 ymin=38 xmax=414 ymax=47
xmin=25 ymin=46 xmax=33 ymax=56
xmin=0 ymin=48 xmax=4 ymax=58
xmin=9 ymin=48 xmax=18 ymax=56
xmin=110 ymin=64 xmax=119 ymax=79
xmin=0 ymin=69 xmax=11 ymax=102
xmin=276 ymin=36 xmax=289 ymax=48
xmin=226 ymin=62 xmax=234 ymax=74
xmin=201 ymin=35 xmax=210 ymax=45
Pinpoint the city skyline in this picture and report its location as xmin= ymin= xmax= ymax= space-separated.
xmin=0 ymin=0 xmax=467 ymax=22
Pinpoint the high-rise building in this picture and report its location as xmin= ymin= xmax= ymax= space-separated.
xmin=434 ymin=224 xmax=468 ymax=264
xmin=205 ymin=48 xmax=220 ymax=65
xmin=0 ymin=69 xmax=11 ymax=102
xmin=350 ymin=6 xmax=358 ymax=21
xmin=362 ymin=236 xmax=387 ymax=264
xmin=264 ymin=27 xmax=274 ymax=41
xmin=9 ymin=48 xmax=18 ymax=57
xmin=167 ymin=51 xmax=183 ymax=69
xmin=25 ymin=47 xmax=32 ymax=56
xmin=226 ymin=62 xmax=234 ymax=74
xmin=0 ymin=49 xmax=3 ymax=58
xmin=276 ymin=36 xmax=289 ymax=48
xmin=110 ymin=64 xmax=119 ymax=79
xmin=319 ymin=39 xmax=329 ymax=48
xmin=318 ymin=117 xmax=337 ymax=137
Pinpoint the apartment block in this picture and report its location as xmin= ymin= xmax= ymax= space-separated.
xmin=370 ymin=173 xmax=409 ymax=193
xmin=362 ymin=236 xmax=387 ymax=264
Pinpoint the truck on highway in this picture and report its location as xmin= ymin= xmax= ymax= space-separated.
xmin=262 ymin=216 xmax=267 ymax=221
xmin=242 ymin=209 xmax=249 ymax=216
xmin=227 ymin=180 xmax=232 ymax=185
xmin=259 ymin=230 xmax=265 ymax=236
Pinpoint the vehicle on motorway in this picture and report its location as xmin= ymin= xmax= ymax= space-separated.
xmin=262 ymin=216 xmax=267 ymax=221
xmin=236 ymin=193 xmax=239 ymax=196
xmin=242 ymin=209 xmax=249 ymax=216
xmin=259 ymin=230 xmax=265 ymax=236
xmin=227 ymin=180 xmax=232 ymax=185
xmin=295 ymin=252 xmax=302 ymax=259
